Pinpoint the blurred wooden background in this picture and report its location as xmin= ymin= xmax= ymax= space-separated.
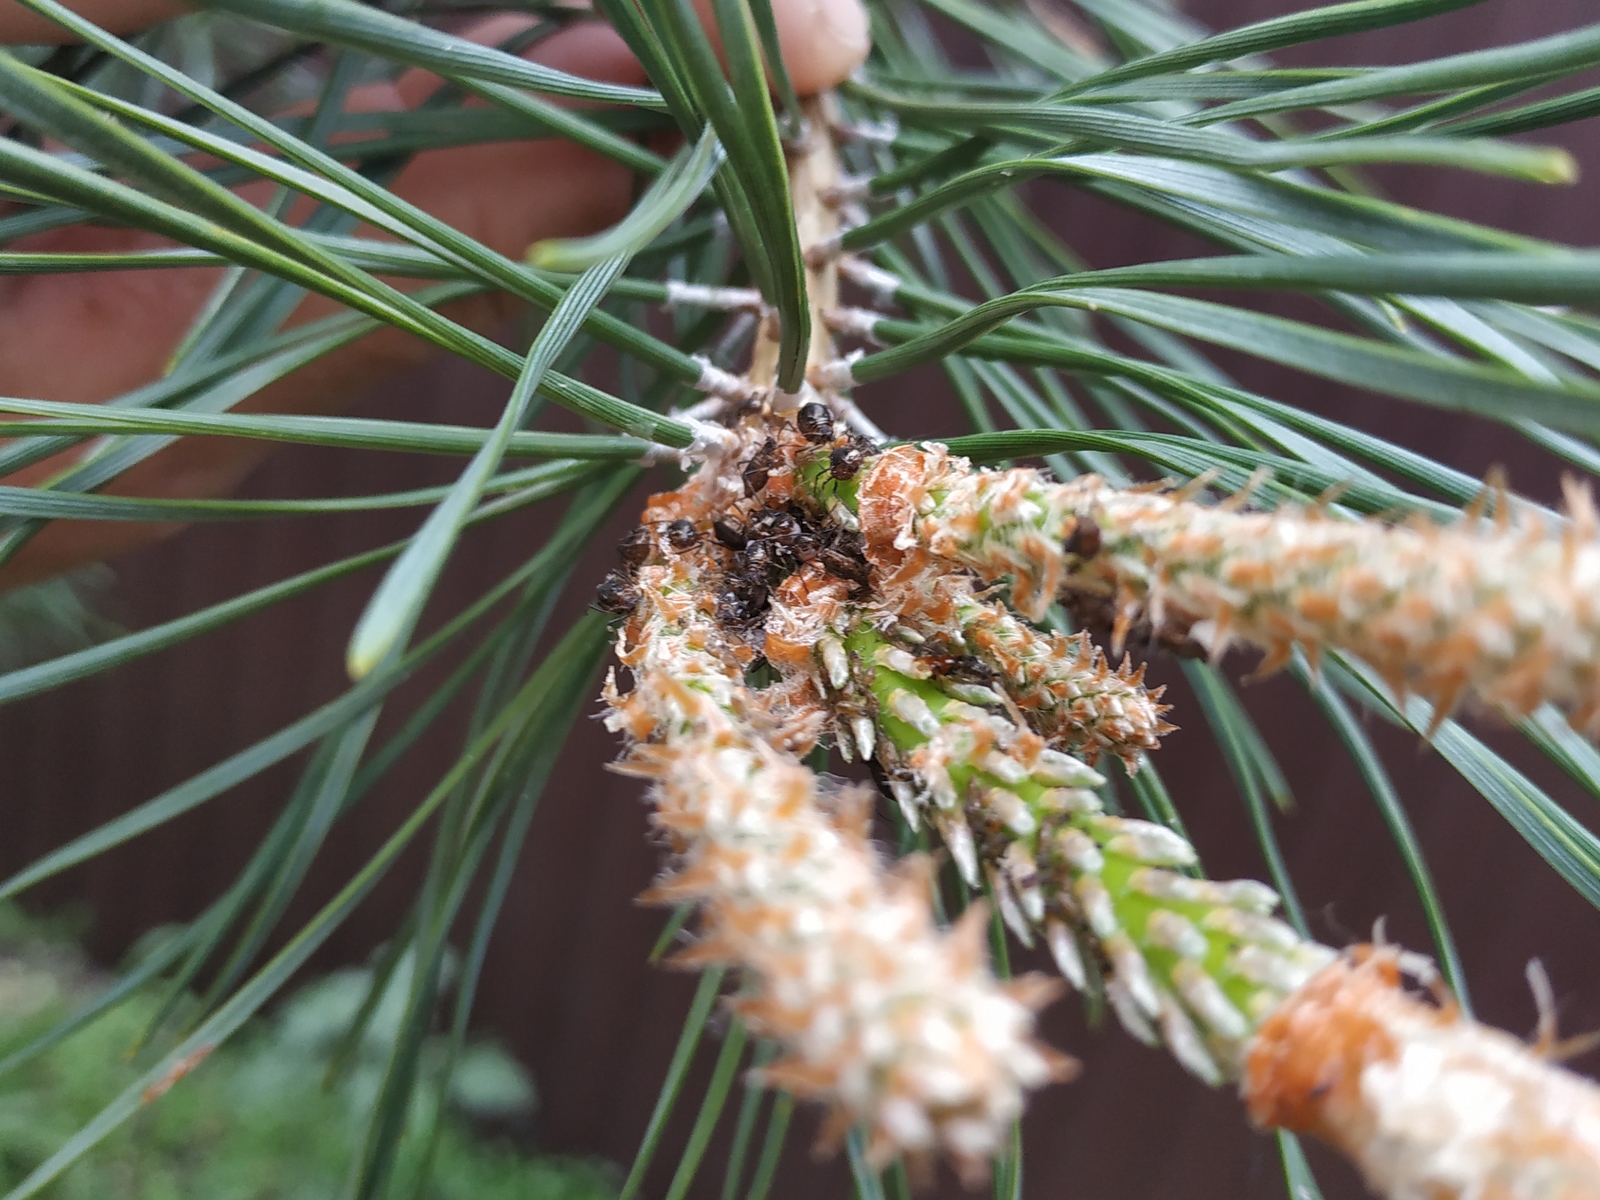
xmin=3 ymin=1 xmax=1599 ymax=1197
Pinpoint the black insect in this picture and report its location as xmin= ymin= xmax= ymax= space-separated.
xmin=922 ymin=652 xmax=999 ymax=685
xmin=796 ymin=402 xmax=835 ymax=444
xmin=718 ymin=575 xmax=770 ymax=627
xmin=712 ymin=517 xmax=747 ymax=551
xmin=734 ymin=510 xmax=802 ymax=583
xmin=828 ymin=442 xmax=867 ymax=481
xmin=595 ymin=568 xmax=639 ymax=615
xmin=865 ymin=756 xmax=899 ymax=806
xmin=664 ymin=518 xmax=699 ymax=551
xmin=1157 ymin=626 xmax=1210 ymax=661
xmin=817 ymin=528 xmax=871 ymax=587
xmin=1063 ymin=515 xmax=1103 ymax=561
xmin=739 ymin=539 xmax=780 ymax=578
xmin=742 ymin=437 xmax=782 ymax=497
xmin=791 ymin=526 xmax=825 ymax=561
xmin=617 ymin=525 xmax=652 ymax=566
xmin=1062 ymin=590 xmax=1208 ymax=662
xmin=747 ymin=507 xmax=802 ymax=544
xmin=754 ymin=506 xmax=835 ymax=575
xmin=819 ymin=547 xmax=871 ymax=587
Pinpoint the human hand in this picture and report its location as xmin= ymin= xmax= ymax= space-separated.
xmin=0 ymin=0 xmax=870 ymax=588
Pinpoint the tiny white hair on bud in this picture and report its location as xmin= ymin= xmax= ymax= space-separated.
xmin=831 ymin=114 xmax=900 ymax=144
xmin=940 ymin=699 xmax=990 ymax=723
xmin=1172 ymin=960 xmax=1250 ymax=1042
xmin=1102 ymin=820 xmax=1199 ymax=868
xmin=989 ymin=866 xmax=1035 ymax=943
xmin=1002 ymin=842 xmax=1045 ymax=922
xmin=1047 ymin=920 xmax=1088 ymax=991
xmin=1032 ymin=748 xmax=1104 ymax=788
xmin=1106 ymin=978 xmax=1159 ymax=1046
xmin=1208 ymin=879 xmax=1281 ymax=913
xmin=947 ymin=682 xmax=1006 ymax=706
xmin=880 ymin=1096 xmax=934 ymax=1151
xmin=819 ymin=637 xmax=850 ymax=690
xmin=1229 ymin=943 xmax=1317 ymax=994
xmin=1056 ymin=828 xmax=1105 ymax=875
xmin=1201 ymin=908 xmax=1301 ymax=951
xmin=1018 ymin=882 xmax=1047 ymax=927
xmin=664 ymin=280 xmax=765 ymax=312
xmin=940 ymin=816 xmax=981 ymax=887
xmin=1106 ymin=932 xmax=1161 ymax=1019
xmin=1145 ymin=910 xmax=1210 ymax=961
xmin=890 ymin=780 xmax=922 ymax=831
xmin=1245 ymin=987 xmax=1284 ymax=1028
xmin=826 ymin=306 xmax=886 ymax=341
xmin=1075 ymin=875 xmax=1119 ymax=939
xmin=692 ymin=354 xmax=759 ymax=400
xmin=980 ymin=750 xmax=1030 ymax=786
xmin=984 ymin=787 xmax=1037 ymax=836
xmin=815 ymin=352 xmax=863 ymax=392
xmin=878 ymin=644 xmax=927 ymax=678
xmin=804 ymin=233 xmax=844 ymax=267
xmin=1039 ymin=787 xmax=1102 ymax=815
xmin=837 ymin=255 xmax=904 ymax=308
xmin=889 ymin=689 xmax=942 ymax=737
xmin=1158 ymin=992 xmax=1223 ymax=1087
xmin=853 ymin=716 xmax=877 ymax=762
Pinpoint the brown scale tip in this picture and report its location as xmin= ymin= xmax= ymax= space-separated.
xmin=1244 ymin=946 xmax=1600 ymax=1200
xmin=1243 ymin=947 xmax=1407 ymax=1140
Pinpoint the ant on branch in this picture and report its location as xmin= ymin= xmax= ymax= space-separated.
xmin=595 ymin=519 xmax=701 ymax=616
xmin=743 ymin=437 xmax=783 ymax=497
xmin=920 ymin=651 xmax=1001 ymax=686
xmin=715 ymin=501 xmax=875 ymax=629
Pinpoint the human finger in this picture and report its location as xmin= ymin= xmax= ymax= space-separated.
xmin=0 ymin=0 xmax=870 ymax=587
xmin=0 ymin=19 xmax=636 ymax=588
xmin=0 ymin=0 xmax=189 ymax=44
xmin=691 ymin=0 xmax=869 ymax=96
xmin=0 ymin=0 xmax=869 ymax=91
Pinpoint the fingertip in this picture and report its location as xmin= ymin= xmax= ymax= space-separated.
xmin=691 ymin=0 xmax=869 ymax=96
xmin=774 ymin=0 xmax=870 ymax=96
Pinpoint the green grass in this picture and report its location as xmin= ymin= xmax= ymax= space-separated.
xmin=0 ymin=906 xmax=616 ymax=1200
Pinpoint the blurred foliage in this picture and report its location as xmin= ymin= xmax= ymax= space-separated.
xmin=0 ymin=906 xmax=617 ymax=1200
xmin=0 ymin=569 xmax=119 ymax=675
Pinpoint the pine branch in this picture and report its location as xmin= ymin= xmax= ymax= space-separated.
xmin=843 ymin=443 xmax=1600 ymax=739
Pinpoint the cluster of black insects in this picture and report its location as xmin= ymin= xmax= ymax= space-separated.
xmin=712 ymin=501 xmax=871 ymax=627
xmin=593 ymin=403 xmax=877 ymax=629
xmin=738 ymin=402 xmax=873 ymax=496
xmin=718 ymin=402 xmax=875 ymax=629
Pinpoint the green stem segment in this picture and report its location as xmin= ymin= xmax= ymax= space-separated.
xmin=819 ymin=618 xmax=1332 ymax=1087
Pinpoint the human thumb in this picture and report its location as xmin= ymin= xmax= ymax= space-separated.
xmin=696 ymin=0 xmax=871 ymax=96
